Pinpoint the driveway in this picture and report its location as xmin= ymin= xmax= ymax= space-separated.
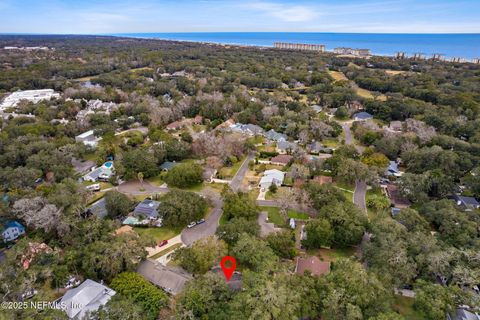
xmin=257 ymin=211 xmax=281 ymax=237
xmin=181 ymin=192 xmax=223 ymax=245
xmin=229 ymin=153 xmax=255 ymax=192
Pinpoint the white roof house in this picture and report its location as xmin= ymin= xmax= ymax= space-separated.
xmin=75 ymin=130 xmax=102 ymax=148
xmin=56 ymin=279 xmax=116 ymax=319
xmin=0 ymin=89 xmax=60 ymax=110
xmin=82 ymin=162 xmax=114 ymax=183
xmin=259 ymin=169 xmax=285 ymax=190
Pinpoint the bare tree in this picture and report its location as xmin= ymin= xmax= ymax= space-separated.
xmin=12 ymin=197 xmax=62 ymax=233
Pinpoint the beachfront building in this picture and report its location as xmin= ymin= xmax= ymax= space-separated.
xmin=274 ymin=42 xmax=325 ymax=52
xmin=0 ymin=89 xmax=60 ymax=111
xmin=334 ymin=47 xmax=371 ymax=57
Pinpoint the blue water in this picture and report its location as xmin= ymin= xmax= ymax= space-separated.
xmin=113 ymin=32 xmax=480 ymax=60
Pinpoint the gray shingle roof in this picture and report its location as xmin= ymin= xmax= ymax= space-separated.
xmin=58 ymin=279 xmax=115 ymax=319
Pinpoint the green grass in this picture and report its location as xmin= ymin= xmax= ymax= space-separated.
xmin=393 ymin=296 xmax=425 ymax=320
xmin=218 ymin=156 xmax=246 ymax=178
xmin=173 ymin=182 xmax=205 ymax=192
xmin=147 ymin=174 xmax=164 ymax=186
xmin=260 ymin=206 xmax=309 ymax=227
xmin=133 ymin=226 xmax=181 ymax=242
xmin=219 ymin=212 xmax=229 ymax=226
xmin=83 ymin=152 xmax=98 ymax=162
xmin=149 ymin=243 xmax=183 ymax=260
xmin=322 ymin=138 xmax=340 ymax=148
xmin=86 ymin=192 xmax=105 ymax=206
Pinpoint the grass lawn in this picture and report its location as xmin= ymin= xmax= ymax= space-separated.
xmin=260 ymin=206 xmax=309 ymax=227
xmin=83 ymin=152 xmax=98 ymax=162
xmin=322 ymin=138 xmax=340 ymax=148
xmin=385 ymin=69 xmax=407 ymax=75
xmin=334 ymin=182 xmax=355 ymax=192
xmin=219 ymin=212 xmax=229 ymax=226
xmin=86 ymin=192 xmax=105 ymax=206
xmin=355 ymin=87 xmax=387 ymax=101
xmin=174 ymin=183 xmax=205 ymax=192
xmin=147 ymin=174 xmax=164 ymax=186
xmin=133 ymin=226 xmax=181 ymax=242
xmin=149 ymin=243 xmax=183 ymax=260
xmin=328 ymin=70 xmax=348 ymax=82
xmin=218 ymin=156 xmax=246 ymax=178
xmin=366 ymin=187 xmax=390 ymax=219
xmin=313 ymin=247 xmax=357 ymax=262
xmin=393 ymin=296 xmax=425 ymax=319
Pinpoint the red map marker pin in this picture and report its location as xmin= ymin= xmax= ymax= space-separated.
xmin=220 ymin=256 xmax=236 ymax=281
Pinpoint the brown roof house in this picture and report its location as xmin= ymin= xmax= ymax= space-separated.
xmin=295 ymin=256 xmax=330 ymax=277
xmin=271 ymin=154 xmax=293 ymax=166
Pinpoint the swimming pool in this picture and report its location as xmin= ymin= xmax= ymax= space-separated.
xmin=103 ymin=161 xmax=113 ymax=168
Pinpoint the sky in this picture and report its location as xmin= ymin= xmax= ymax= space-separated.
xmin=0 ymin=0 xmax=479 ymax=34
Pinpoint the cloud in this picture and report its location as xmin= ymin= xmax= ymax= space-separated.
xmin=247 ymin=1 xmax=318 ymax=22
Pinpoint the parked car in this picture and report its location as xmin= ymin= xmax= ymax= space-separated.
xmin=158 ymin=240 xmax=168 ymax=247
xmin=196 ymin=219 xmax=206 ymax=225
xmin=187 ymin=222 xmax=197 ymax=228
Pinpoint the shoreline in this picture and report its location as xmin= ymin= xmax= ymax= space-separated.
xmin=110 ymin=34 xmax=479 ymax=64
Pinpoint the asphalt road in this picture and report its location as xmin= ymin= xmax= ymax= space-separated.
xmin=229 ymin=153 xmax=255 ymax=192
xmin=181 ymin=193 xmax=223 ymax=245
xmin=354 ymin=180 xmax=367 ymax=212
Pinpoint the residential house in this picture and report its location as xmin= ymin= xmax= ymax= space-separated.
xmin=307 ymin=141 xmax=332 ymax=154
xmin=270 ymin=154 xmax=293 ymax=166
xmin=276 ymin=140 xmax=297 ymax=154
xmin=295 ymin=256 xmax=331 ymax=277
xmin=311 ymin=105 xmax=323 ymax=113
xmin=55 ymin=279 xmax=116 ymax=319
xmin=137 ymin=260 xmax=192 ymax=295
xmin=264 ymin=129 xmax=287 ymax=142
xmin=451 ymin=195 xmax=480 ymax=211
xmin=388 ymin=121 xmax=403 ymax=132
xmin=82 ymin=162 xmax=114 ymax=183
xmin=165 ymin=120 xmax=184 ymax=131
xmin=347 ymin=100 xmax=363 ymax=114
xmin=133 ymin=199 xmax=161 ymax=220
xmin=2 ymin=221 xmax=25 ymax=242
xmin=75 ymin=130 xmax=101 ymax=148
xmin=448 ymin=308 xmax=480 ymax=320
xmin=353 ymin=112 xmax=373 ymax=121
xmin=71 ymin=158 xmax=95 ymax=174
xmin=160 ymin=161 xmax=179 ymax=171
xmin=384 ymin=183 xmax=411 ymax=208
xmin=385 ymin=161 xmax=402 ymax=177
xmin=259 ymin=169 xmax=285 ymax=190
xmin=229 ymin=123 xmax=264 ymax=136
xmin=203 ymin=167 xmax=217 ymax=182
xmin=86 ymin=198 xmax=108 ymax=219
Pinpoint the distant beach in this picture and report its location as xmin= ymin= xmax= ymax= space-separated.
xmin=112 ymin=32 xmax=480 ymax=60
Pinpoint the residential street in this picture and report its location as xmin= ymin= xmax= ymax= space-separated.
xmin=354 ymin=180 xmax=367 ymax=213
xmin=229 ymin=153 xmax=255 ymax=191
xmin=181 ymin=193 xmax=223 ymax=245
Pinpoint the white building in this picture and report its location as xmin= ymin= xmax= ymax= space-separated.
xmin=0 ymin=89 xmax=60 ymax=110
xmin=55 ymin=279 xmax=116 ymax=319
xmin=82 ymin=162 xmax=114 ymax=183
xmin=259 ymin=169 xmax=285 ymax=190
xmin=75 ymin=130 xmax=101 ymax=148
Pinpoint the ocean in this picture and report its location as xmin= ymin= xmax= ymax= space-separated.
xmin=113 ymin=32 xmax=480 ymax=60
